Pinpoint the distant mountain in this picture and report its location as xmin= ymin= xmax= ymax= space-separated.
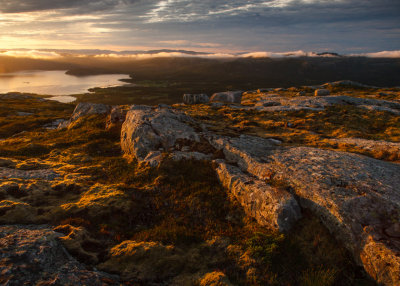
xmin=316 ymin=52 xmax=342 ymax=57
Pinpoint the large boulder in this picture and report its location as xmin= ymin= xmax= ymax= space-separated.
xmin=58 ymin=102 xmax=110 ymax=129
xmin=214 ymin=159 xmax=301 ymax=232
xmin=70 ymin=102 xmax=110 ymax=122
xmin=209 ymin=134 xmax=400 ymax=286
xmin=0 ymin=225 xmax=119 ymax=285
xmin=314 ymin=89 xmax=330 ymax=96
xmin=121 ymin=106 xmax=200 ymax=161
xmin=183 ymin=93 xmax=209 ymax=105
xmin=210 ymin=91 xmax=243 ymax=104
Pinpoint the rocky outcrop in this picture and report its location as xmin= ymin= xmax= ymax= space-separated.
xmin=121 ymin=106 xmax=200 ymax=162
xmin=323 ymin=80 xmax=377 ymax=89
xmin=214 ymin=159 xmax=301 ymax=232
xmin=210 ymin=91 xmax=243 ymax=104
xmin=314 ymin=89 xmax=330 ymax=96
xmin=183 ymin=93 xmax=210 ymax=105
xmin=58 ymin=102 xmax=110 ymax=129
xmin=209 ymin=134 xmax=400 ymax=286
xmin=250 ymin=94 xmax=400 ymax=114
xmin=327 ymin=137 xmax=400 ymax=158
xmin=0 ymin=225 xmax=119 ymax=285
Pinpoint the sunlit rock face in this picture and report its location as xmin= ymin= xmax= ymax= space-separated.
xmin=214 ymin=159 xmax=301 ymax=232
xmin=314 ymin=89 xmax=330 ymax=96
xmin=121 ymin=105 xmax=200 ymax=161
xmin=209 ymin=134 xmax=400 ymax=286
xmin=58 ymin=102 xmax=110 ymax=129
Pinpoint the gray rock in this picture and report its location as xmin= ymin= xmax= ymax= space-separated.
xmin=0 ymin=225 xmax=119 ymax=285
xmin=249 ymin=95 xmax=400 ymax=114
xmin=0 ymin=167 xmax=59 ymax=180
xmin=143 ymin=151 xmax=164 ymax=167
xmin=106 ymin=105 xmax=129 ymax=129
xmin=327 ymin=137 xmax=400 ymax=155
xmin=214 ymin=160 xmax=301 ymax=232
xmin=209 ymin=134 xmax=400 ymax=286
xmin=70 ymin=103 xmax=110 ymax=122
xmin=157 ymin=104 xmax=171 ymax=109
xmin=210 ymin=91 xmax=243 ymax=104
xmin=314 ymin=89 xmax=330 ymax=96
xmin=183 ymin=94 xmax=210 ymax=105
xmin=16 ymin=112 xmax=34 ymax=116
xmin=170 ymin=151 xmax=212 ymax=161
xmin=324 ymin=80 xmax=377 ymax=89
xmin=121 ymin=108 xmax=200 ymax=161
xmin=59 ymin=103 xmax=110 ymax=129
xmin=210 ymin=102 xmax=224 ymax=109
xmin=257 ymin=88 xmax=274 ymax=93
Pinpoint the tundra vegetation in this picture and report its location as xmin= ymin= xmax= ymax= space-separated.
xmin=1 ymin=81 xmax=399 ymax=285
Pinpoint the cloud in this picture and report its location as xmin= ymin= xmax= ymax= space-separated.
xmin=0 ymin=50 xmax=61 ymax=59
xmin=361 ymin=50 xmax=400 ymax=58
xmin=0 ymin=0 xmax=140 ymax=14
xmin=0 ymin=0 xmax=399 ymax=53
xmin=2 ymin=49 xmax=400 ymax=59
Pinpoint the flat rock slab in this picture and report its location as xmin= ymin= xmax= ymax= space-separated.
xmin=327 ymin=137 xmax=400 ymax=155
xmin=209 ymin=135 xmax=400 ymax=286
xmin=0 ymin=167 xmax=59 ymax=180
xmin=252 ymin=95 xmax=400 ymax=114
xmin=0 ymin=225 xmax=119 ymax=285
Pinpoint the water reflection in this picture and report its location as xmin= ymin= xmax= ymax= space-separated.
xmin=0 ymin=70 xmax=130 ymax=99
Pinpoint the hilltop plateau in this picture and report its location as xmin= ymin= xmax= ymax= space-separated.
xmin=0 ymin=81 xmax=399 ymax=285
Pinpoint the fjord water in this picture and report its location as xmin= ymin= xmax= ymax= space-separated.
xmin=0 ymin=70 xmax=130 ymax=102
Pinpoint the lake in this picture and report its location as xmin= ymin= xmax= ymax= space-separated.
xmin=0 ymin=70 xmax=131 ymax=103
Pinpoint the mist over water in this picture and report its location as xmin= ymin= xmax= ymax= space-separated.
xmin=0 ymin=70 xmax=130 ymax=99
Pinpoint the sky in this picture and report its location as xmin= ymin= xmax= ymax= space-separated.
xmin=0 ymin=0 xmax=399 ymax=54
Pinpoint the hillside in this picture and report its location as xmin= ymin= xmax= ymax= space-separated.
xmin=0 ymin=81 xmax=399 ymax=285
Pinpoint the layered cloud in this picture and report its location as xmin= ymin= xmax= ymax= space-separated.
xmin=2 ymin=49 xmax=399 ymax=59
xmin=0 ymin=0 xmax=399 ymax=53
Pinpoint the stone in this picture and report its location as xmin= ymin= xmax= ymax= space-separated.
xmin=324 ymin=80 xmax=377 ymax=89
xmin=106 ymin=105 xmax=129 ymax=129
xmin=248 ymin=95 xmax=400 ymax=114
xmin=0 ymin=167 xmax=59 ymax=180
xmin=170 ymin=151 xmax=212 ymax=162
xmin=210 ymin=91 xmax=243 ymax=104
xmin=183 ymin=93 xmax=210 ymax=105
xmin=314 ymin=89 xmax=330 ymax=96
xmin=0 ymin=225 xmax=119 ymax=285
xmin=143 ymin=151 xmax=164 ymax=167
xmin=53 ymin=224 xmax=101 ymax=264
xmin=121 ymin=108 xmax=200 ymax=161
xmin=326 ymin=137 xmax=400 ymax=157
xmin=257 ymin=88 xmax=274 ymax=93
xmin=209 ymin=134 xmax=400 ymax=286
xmin=70 ymin=102 xmax=110 ymax=122
xmin=214 ymin=160 xmax=301 ymax=232
xmin=59 ymin=102 xmax=110 ymax=129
